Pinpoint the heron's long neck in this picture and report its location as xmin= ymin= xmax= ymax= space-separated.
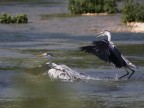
xmin=48 ymin=57 xmax=53 ymax=68
xmin=107 ymin=33 xmax=111 ymax=41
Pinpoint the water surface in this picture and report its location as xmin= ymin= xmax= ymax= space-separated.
xmin=0 ymin=0 xmax=144 ymax=108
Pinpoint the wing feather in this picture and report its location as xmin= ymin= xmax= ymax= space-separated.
xmin=80 ymin=40 xmax=111 ymax=62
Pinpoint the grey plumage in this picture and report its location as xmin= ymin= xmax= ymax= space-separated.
xmin=80 ymin=30 xmax=137 ymax=79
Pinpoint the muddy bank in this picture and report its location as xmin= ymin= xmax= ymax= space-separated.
xmin=0 ymin=13 xmax=142 ymax=35
xmin=0 ymin=13 xmax=132 ymax=35
xmin=27 ymin=13 xmax=144 ymax=34
xmin=127 ymin=22 xmax=144 ymax=33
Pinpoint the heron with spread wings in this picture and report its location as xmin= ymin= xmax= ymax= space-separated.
xmin=80 ymin=30 xmax=137 ymax=79
xmin=42 ymin=53 xmax=86 ymax=82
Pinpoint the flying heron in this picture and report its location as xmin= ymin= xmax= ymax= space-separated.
xmin=42 ymin=53 xmax=86 ymax=81
xmin=80 ymin=30 xmax=137 ymax=79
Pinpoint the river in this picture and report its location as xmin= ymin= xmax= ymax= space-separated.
xmin=0 ymin=0 xmax=144 ymax=108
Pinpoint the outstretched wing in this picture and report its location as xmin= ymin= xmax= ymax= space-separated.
xmin=80 ymin=40 xmax=111 ymax=62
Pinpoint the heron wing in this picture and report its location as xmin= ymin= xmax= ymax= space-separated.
xmin=80 ymin=40 xmax=111 ymax=62
xmin=108 ymin=43 xmax=127 ymax=68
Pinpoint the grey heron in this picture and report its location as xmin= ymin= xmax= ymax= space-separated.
xmin=42 ymin=53 xmax=86 ymax=82
xmin=80 ymin=30 xmax=137 ymax=79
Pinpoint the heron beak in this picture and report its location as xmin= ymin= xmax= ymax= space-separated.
xmin=95 ymin=31 xmax=105 ymax=38
xmin=94 ymin=32 xmax=102 ymax=36
xmin=37 ymin=54 xmax=43 ymax=57
xmin=37 ymin=53 xmax=46 ymax=57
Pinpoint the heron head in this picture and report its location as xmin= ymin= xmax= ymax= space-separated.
xmin=42 ymin=53 xmax=53 ymax=59
xmin=103 ymin=30 xmax=110 ymax=36
xmin=96 ymin=30 xmax=111 ymax=41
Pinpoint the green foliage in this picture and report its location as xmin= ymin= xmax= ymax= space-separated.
xmin=0 ymin=13 xmax=11 ymax=23
xmin=0 ymin=13 xmax=28 ymax=24
xmin=68 ymin=0 xmax=118 ymax=14
xmin=103 ymin=0 xmax=117 ymax=14
xmin=122 ymin=0 xmax=144 ymax=23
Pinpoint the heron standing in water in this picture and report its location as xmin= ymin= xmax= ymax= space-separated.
xmin=80 ymin=30 xmax=137 ymax=79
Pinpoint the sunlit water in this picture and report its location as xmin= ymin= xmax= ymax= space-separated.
xmin=0 ymin=0 xmax=144 ymax=108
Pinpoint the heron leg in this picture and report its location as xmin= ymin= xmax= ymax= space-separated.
xmin=127 ymin=68 xmax=135 ymax=79
xmin=119 ymin=68 xmax=129 ymax=79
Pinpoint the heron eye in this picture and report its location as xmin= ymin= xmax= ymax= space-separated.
xmin=62 ymin=69 xmax=65 ymax=72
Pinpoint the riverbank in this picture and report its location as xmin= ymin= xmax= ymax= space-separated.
xmin=127 ymin=22 xmax=144 ymax=33
xmin=1 ymin=13 xmax=143 ymax=35
xmin=0 ymin=1 xmax=143 ymax=35
xmin=82 ymin=13 xmax=144 ymax=33
xmin=28 ymin=14 xmax=144 ymax=34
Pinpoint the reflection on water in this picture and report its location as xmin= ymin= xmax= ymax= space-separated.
xmin=0 ymin=0 xmax=144 ymax=108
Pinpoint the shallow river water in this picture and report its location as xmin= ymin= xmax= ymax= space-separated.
xmin=0 ymin=0 xmax=144 ymax=108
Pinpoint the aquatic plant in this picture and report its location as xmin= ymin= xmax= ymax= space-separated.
xmin=14 ymin=14 xmax=28 ymax=23
xmin=122 ymin=0 xmax=144 ymax=23
xmin=0 ymin=13 xmax=11 ymax=23
xmin=0 ymin=13 xmax=28 ymax=24
xmin=68 ymin=0 xmax=118 ymax=14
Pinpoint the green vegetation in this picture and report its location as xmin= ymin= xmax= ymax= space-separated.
xmin=0 ymin=13 xmax=28 ymax=24
xmin=68 ymin=0 xmax=118 ymax=14
xmin=122 ymin=0 xmax=144 ymax=23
